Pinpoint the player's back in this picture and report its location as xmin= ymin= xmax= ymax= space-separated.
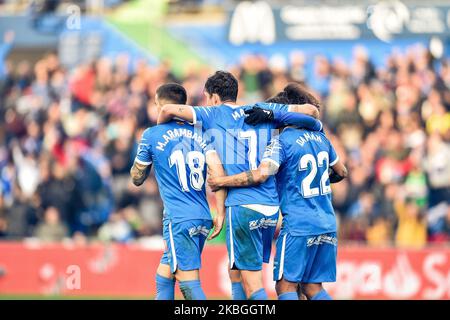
xmin=138 ymin=121 xmax=212 ymax=223
xmin=197 ymin=104 xmax=285 ymax=207
xmin=275 ymin=127 xmax=338 ymax=236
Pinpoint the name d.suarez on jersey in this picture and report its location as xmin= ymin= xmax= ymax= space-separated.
xmin=295 ymin=131 xmax=323 ymax=147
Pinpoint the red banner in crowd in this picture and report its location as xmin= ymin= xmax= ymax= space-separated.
xmin=0 ymin=243 xmax=449 ymax=299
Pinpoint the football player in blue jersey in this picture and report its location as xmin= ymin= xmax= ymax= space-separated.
xmin=157 ymin=71 xmax=323 ymax=300
xmin=130 ymin=83 xmax=227 ymax=300
xmin=207 ymin=89 xmax=348 ymax=300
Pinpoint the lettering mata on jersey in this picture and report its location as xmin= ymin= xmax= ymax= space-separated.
xmin=192 ymin=103 xmax=292 ymax=207
xmin=135 ymin=121 xmax=212 ymax=223
xmin=263 ymin=127 xmax=339 ymax=236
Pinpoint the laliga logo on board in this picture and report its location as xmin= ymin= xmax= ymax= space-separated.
xmin=367 ymin=0 xmax=410 ymax=42
xmin=229 ymin=1 xmax=276 ymax=45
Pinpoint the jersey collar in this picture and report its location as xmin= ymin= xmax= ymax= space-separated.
xmin=223 ymin=103 xmax=241 ymax=109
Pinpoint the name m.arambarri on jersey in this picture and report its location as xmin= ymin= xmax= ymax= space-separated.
xmin=154 ymin=127 xmax=209 ymax=152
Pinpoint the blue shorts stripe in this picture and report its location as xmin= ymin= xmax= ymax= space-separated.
xmin=278 ymin=234 xmax=287 ymax=280
xmin=228 ymin=206 xmax=235 ymax=269
xmin=168 ymin=222 xmax=177 ymax=273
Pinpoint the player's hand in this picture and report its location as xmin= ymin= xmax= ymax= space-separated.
xmin=244 ymin=107 xmax=274 ymax=126
xmin=329 ymin=167 xmax=344 ymax=184
xmin=207 ymin=175 xmax=221 ymax=192
xmin=208 ymin=214 xmax=224 ymax=240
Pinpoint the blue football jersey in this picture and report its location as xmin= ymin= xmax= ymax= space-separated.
xmin=262 ymin=127 xmax=339 ymax=236
xmin=192 ymin=103 xmax=322 ymax=207
xmin=134 ymin=121 xmax=213 ymax=223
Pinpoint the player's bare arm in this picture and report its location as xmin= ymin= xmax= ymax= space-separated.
xmin=130 ymin=162 xmax=151 ymax=186
xmin=205 ymin=151 xmax=227 ymax=240
xmin=157 ymin=104 xmax=194 ymax=124
xmin=288 ymin=103 xmax=320 ymax=119
xmin=208 ymin=160 xmax=279 ymax=191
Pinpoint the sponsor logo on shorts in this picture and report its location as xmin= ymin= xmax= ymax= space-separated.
xmin=249 ymin=218 xmax=278 ymax=230
xmin=188 ymin=225 xmax=210 ymax=237
xmin=307 ymin=234 xmax=337 ymax=247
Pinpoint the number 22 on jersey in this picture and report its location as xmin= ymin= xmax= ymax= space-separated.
xmin=299 ymin=151 xmax=331 ymax=198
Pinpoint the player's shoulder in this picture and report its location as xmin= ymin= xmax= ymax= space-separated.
xmin=216 ymin=104 xmax=250 ymax=122
xmin=193 ymin=105 xmax=217 ymax=115
xmin=218 ymin=104 xmax=249 ymax=112
xmin=283 ymin=127 xmax=327 ymax=136
xmin=238 ymin=103 xmax=254 ymax=110
xmin=255 ymin=102 xmax=287 ymax=110
xmin=141 ymin=126 xmax=155 ymax=139
xmin=314 ymin=130 xmax=331 ymax=144
xmin=142 ymin=122 xmax=174 ymax=137
xmin=279 ymin=127 xmax=301 ymax=140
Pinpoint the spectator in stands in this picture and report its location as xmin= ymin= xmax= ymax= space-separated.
xmin=0 ymin=195 xmax=8 ymax=238
xmin=423 ymin=134 xmax=450 ymax=207
xmin=34 ymin=206 xmax=69 ymax=242
xmin=427 ymin=201 xmax=450 ymax=243
xmin=366 ymin=216 xmax=393 ymax=247
xmin=97 ymin=210 xmax=134 ymax=243
xmin=394 ymin=197 xmax=427 ymax=248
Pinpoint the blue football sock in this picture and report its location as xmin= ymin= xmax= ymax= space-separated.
xmin=179 ymin=280 xmax=206 ymax=300
xmin=231 ymin=282 xmax=246 ymax=300
xmin=311 ymin=288 xmax=332 ymax=300
xmin=155 ymin=274 xmax=175 ymax=300
xmin=249 ymin=288 xmax=268 ymax=300
xmin=278 ymin=292 xmax=298 ymax=300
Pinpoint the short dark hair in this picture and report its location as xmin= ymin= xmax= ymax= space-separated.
xmin=204 ymin=71 xmax=238 ymax=102
xmin=156 ymin=83 xmax=187 ymax=104
xmin=283 ymin=83 xmax=321 ymax=110
xmin=265 ymin=91 xmax=289 ymax=104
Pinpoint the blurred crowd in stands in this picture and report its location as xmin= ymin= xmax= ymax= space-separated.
xmin=0 ymin=0 xmax=127 ymax=13
xmin=0 ymin=29 xmax=449 ymax=247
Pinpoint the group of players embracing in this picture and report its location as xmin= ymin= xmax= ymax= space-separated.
xmin=130 ymin=70 xmax=348 ymax=300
